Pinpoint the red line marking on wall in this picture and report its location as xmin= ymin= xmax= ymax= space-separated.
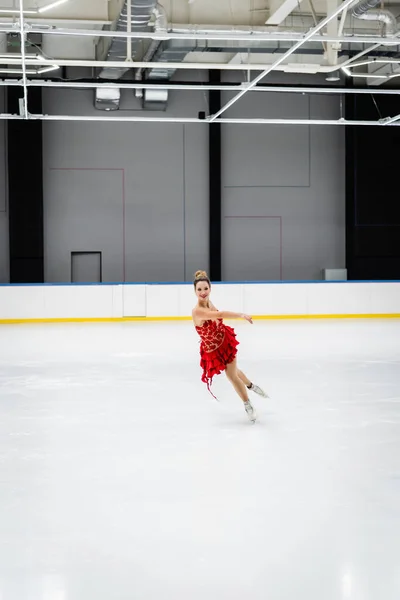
xmin=50 ymin=167 xmax=126 ymax=282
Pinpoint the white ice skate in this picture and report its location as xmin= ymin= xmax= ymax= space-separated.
xmin=248 ymin=383 xmax=269 ymax=398
xmin=244 ymin=400 xmax=257 ymax=423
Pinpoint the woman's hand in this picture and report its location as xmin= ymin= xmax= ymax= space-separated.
xmin=242 ymin=314 xmax=253 ymax=324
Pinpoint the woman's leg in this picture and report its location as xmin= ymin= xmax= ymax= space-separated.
xmin=225 ymin=359 xmax=249 ymax=403
xmin=237 ymin=368 xmax=252 ymax=388
xmin=226 ymin=359 xmax=257 ymax=422
xmin=238 ymin=368 xmax=268 ymax=398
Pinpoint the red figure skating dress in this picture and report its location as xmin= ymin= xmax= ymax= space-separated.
xmin=195 ymin=318 xmax=239 ymax=397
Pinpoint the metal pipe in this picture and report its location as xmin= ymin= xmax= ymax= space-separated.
xmin=382 ymin=113 xmax=400 ymax=124
xmin=0 ymin=44 xmax=390 ymax=77
xmin=209 ymin=0 xmax=357 ymax=122
xmin=353 ymin=8 xmax=397 ymax=34
xmin=0 ymin=113 xmax=396 ymax=125
xmin=19 ymin=0 xmax=28 ymax=118
xmin=352 ymin=0 xmax=397 ymax=35
xmin=11 ymin=80 xmax=400 ymax=94
xmin=0 ymin=56 xmax=392 ymax=70
xmin=134 ymin=3 xmax=167 ymax=92
xmin=2 ymin=80 xmax=400 ymax=96
xmin=126 ymin=0 xmax=132 ymax=60
xmin=2 ymin=24 xmax=399 ymax=46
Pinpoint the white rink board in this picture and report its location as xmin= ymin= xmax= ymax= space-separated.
xmin=0 ymin=282 xmax=399 ymax=321
xmin=122 ymin=285 xmax=146 ymax=318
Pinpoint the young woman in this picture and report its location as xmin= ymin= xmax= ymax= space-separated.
xmin=192 ymin=270 xmax=267 ymax=422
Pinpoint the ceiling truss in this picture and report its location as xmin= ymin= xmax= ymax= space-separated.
xmin=1 ymin=0 xmax=400 ymax=125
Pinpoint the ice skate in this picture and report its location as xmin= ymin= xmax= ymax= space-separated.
xmin=248 ymin=383 xmax=268 ymax=398
xmin=244 ymin=400 xmax=257 ymax=423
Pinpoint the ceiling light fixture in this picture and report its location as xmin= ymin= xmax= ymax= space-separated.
xmin=0 ymin=9 xmax=37 ymax=14
xmin=0 ymin=53 xmax=42 ymax=59
xmin=326 ymin=74 xmax=340 ymax=81
xmin=0 ymin=53 xmax=60 ymax=75
xmin=0 ymin=64 xmax=59 ymax=74
xmin=0 ymin=68 xmax=37 ymax=74
xmin=0 ymin=0 xmax=69 ymax=15
xmin=37 ymin=64 xmax=59 ymax=73
xmin=342 ymin=59 xmax=400 ymax=80
xmin=38 ymin=0 xmax=69 ymax=13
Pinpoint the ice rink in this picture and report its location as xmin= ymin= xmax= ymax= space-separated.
xmin=1 ymin=318 xmax=400 ymax=600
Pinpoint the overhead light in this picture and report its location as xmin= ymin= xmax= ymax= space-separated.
xmin=37 ymin=65 xmax=60 ymax=73
xmin=0 ymin=59 xmax=60 ymax=75
xmin=342 ymin=59 xmax=400 ymax=80
xmin=38 ymin=0 xmax=69 ymax=13
xmin=0 ymin=50 xmax=60 ymax=73
xmin=326 ymin=74 xmax=340 ymax=81
xmin=0 ymin=53 xmax=42 ymax=60
xmin=0 ymin=68 xmax=37 ymax=74
xmin=0 ymin=1 xmax=69 ymax=15
xmin=0 ymin=9 xmax=38 ymax=14
xmin=283 ymin=63 xmax=321 ymax=74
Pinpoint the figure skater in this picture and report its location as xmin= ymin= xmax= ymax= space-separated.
xmin=192 ymin=270 xmax=267 ymax=422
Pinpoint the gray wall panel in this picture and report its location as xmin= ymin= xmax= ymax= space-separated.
xmin=222 ymin=92 xmax=345 ymax=280
xmin=42 ymin=84 xmax=344 ymax=283
xmin=42 ymin=88 xmax=208 ymax=282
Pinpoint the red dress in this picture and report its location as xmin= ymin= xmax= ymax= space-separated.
xmin=195 ymin=318 xmax=239 ymax=398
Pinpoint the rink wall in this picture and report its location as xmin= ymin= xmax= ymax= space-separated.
xmin=0 ymin=281 xmax=400 ymax=323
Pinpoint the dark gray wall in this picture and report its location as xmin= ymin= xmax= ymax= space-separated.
xmin=42 ymin=86 xmax=208 ymax=282
xmin=222 ymin=89 xmax=345 ymax=281
xmin=42 ymin=78 xmax=344 ymax=283
xmin=0 ymin=90 xmax=8 ymax=283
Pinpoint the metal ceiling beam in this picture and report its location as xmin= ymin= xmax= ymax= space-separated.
xmin=382 ymin=113 xmax=400 ymax=124
xmin=0 ymin=19 xmax=112 ymax=25
xmin=209 ymin=0 xmax=363 ymax=122
xmin=19 ymin=0 xmax=28 ymax=117
xmin=0 ymin=56 xmax=398 ymax=70
xmin=0 ymin=114 xmax=399 ymax=125
xmin=0 ymin=24 xmax=399 ymax=46
xmin=2 ymin=80 xmax=400 ymax=96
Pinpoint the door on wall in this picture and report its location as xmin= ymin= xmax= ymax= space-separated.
xmin=71 ymin=251 xmax=102 ymax=283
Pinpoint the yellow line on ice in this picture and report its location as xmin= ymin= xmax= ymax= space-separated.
xmin=1 ymin=314 xmax=400 ymax=325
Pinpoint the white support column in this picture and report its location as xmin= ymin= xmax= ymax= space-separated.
xmin=19 ymin=0 xmax=28 ymax=118
xmin=266 ymin=0 xmax=306 ymax=25
xmin=326 ymin=0 xmax=340 ymax=67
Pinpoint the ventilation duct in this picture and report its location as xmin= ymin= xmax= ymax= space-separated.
xmin=98 ymin=0 xmax=158 ymax=80
xmin=134 ymin=4 xmax=169 ymax=108
xmin=352 ymin=0 xmax=397 ymax=34
xmin=145 ymin=39 xmax=194 ymax=85
xmin=131 ymin=7 xmax=400 ymax=108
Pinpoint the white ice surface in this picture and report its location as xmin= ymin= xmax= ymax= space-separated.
xmin=0 ymin=319 xmax=400 ymax=600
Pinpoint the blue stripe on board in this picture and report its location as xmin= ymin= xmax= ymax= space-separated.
xmin=0 ymin=280 xmax=400 ymax=287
